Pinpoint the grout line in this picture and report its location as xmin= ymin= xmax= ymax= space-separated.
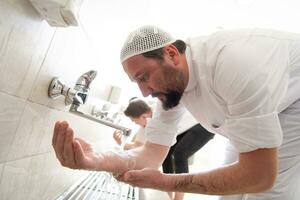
xmin=0 ymin=91 xmax=27 ymax=102
xmin=0 ymin=162 xmax=4 ymax=183
xmin=0 ymin=91 xmax=66 ymax=114
xmin=0 ymin=150 xmax=53 ymax=164
xmin=27 ymin=26 xmax=58 ymax=101
xmin=0 ymin=25 xmax=57 ymax=106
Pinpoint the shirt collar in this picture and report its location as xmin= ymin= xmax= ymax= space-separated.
xmin=184 ymin=45 xmax=197 ymax=92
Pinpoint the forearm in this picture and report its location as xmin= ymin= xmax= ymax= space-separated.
xmin=167 ymin=162 xmax=258 ymax=195
xmin=124 ymin=141 xmax=143 ymax=150
xmin=126 ymin=142 xmax=169 ymax=170
xmin=166 ymin=148 xmax=277 ymax=195
xmin=97 ymin=141 xmax=169 ymax=173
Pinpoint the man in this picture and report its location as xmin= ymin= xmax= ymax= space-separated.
xmin=53 ymin=26 xmax=300 ymax=199
xmin=113 ymin=97 xmax=214 ymax=200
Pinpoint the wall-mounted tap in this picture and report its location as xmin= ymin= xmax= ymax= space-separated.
xmin=48 ymin=70 xmax=131 ymax=141
xmin=73 ymin=70 xmax=97 ymax=105
xmin=69 ymin=103 xmax=131 ymax=138
xmin=48 ymin=70 xmax=97 ymax=106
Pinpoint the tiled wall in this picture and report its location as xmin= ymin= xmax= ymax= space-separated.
xmin=0 ymin=0 xmax=118 ymax=199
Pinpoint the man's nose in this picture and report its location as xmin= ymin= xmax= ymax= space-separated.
xmin=138 ymin=83 xmax=152 ymax=97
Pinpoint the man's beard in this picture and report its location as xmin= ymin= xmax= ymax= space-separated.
xmin=151 ymin=62 xmax=185 ymax=110
xmin=152 ymin=90 xmax=183 ymax=110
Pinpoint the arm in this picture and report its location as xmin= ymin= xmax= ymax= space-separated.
xmin=126 ymin=141 xmax=169 ymax=169
xmin=52 ymin=121 xmax=168 ymax=174
xmin=122 ymin=147 xmax=277 ymax=195
xmin=123 ymin=140 xmax=143 ymax=150
xmin=113 ymin=130 xmax=142 ymax=150
xmin=165 ymin=148 xmax=277 ymax=195
xmin=113 ymin=129 xmax=145 ymax=150
xmin=113 ymin=130 xmax=123 ymax=145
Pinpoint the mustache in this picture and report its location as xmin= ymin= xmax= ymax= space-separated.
xmin=151 ymin=92 xmax=166 ymax=98
xmin=151 ymin=90 xmax=182 ymax=111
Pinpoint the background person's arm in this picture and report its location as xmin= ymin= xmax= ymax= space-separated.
xmin=113 ymin=130 xmax=143 ymax=150
xmin=113 ymin=130 xmax=123 ymax=145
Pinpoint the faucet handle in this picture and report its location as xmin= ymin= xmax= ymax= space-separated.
xmin=48 ymin=70 xmax=97 ymax=106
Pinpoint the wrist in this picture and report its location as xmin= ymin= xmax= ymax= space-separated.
xmin=106 ymin=150 xmax=136 ymax=173
xmin=121 ymin=150 xmax=136 ymax=171
xmin=165 ymin=173 xmax=194 ymax=192
xmin=162 ymin=174 xmax=175 ymax=191
xmin=93 ymin=152 xmax=106 ymax=171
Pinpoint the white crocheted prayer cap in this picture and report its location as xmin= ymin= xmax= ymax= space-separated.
xmin=120 ymin=25 xmax=176 ymax=62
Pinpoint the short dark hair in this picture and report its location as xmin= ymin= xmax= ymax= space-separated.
xmin=124 ymin=98 xmax=152 ymax=118
xmin=142 ymin=40 xmax=186 ymax=60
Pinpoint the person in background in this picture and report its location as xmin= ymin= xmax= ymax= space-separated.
xmin=113 ymin=97 xmax=152 ymax=151
xmin=113 ymin=97 xmax=214 ymax=200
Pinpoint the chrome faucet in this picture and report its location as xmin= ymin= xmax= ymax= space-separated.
xmin=69 ymin=104 xmax=131 ymax=137
xmin=72 ymin=70 xmax=97 ymax=105
xmin=48 ymin=70 xmax=131 ymax=138
xmin=48 ymin=70 xmax=97 ymax=106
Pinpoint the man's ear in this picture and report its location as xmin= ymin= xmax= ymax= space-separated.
xmin=164 ymin=44 xmax=180 ymax=65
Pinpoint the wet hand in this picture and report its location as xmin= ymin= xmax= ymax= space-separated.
xmin=52 ymin=121 xmax=103 ymax=170
xmin=118 ymin=168 xmax=171 ymax=191
xmin=52 ymin=121 xmax=136 ymax=173
xmin=113 ymin=130 xmax=122 ymax=145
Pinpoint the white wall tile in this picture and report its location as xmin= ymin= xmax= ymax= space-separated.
xmin=29 ymin=25 xmax=105 ymax=111
xmin=0 ymin=92 xmax=25 ymax=163
xmin=7 ymin=101 xmax=53 ymax=161
xmin=0 ymin=163 xmax=3 ymax=182
xmin=7 ymin=100 xmax=119 ymax=162
xmin=0 ymin=1 xmax=147 ymax=199
xmin=0 ymin=0 xmax=55 ymax=99
xmin=0 ymin=152 xmax=89 ymax=200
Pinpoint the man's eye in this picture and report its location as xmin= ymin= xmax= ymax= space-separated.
xmin=137 ymin=74 xmax=148 ymax=82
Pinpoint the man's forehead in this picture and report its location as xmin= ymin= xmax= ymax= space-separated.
xmin=123 ymin=62 xmax=139 ymax=77
xmin=123 ymin=55 xmax=148 ymax=75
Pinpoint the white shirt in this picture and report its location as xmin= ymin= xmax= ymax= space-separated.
xmin=145 ymin=28 xmax=300 ymax=152
xmin=135 ymin=110 xmax=198 ymax=143
xmin=176 ymin=109 xmax=198 ymax=134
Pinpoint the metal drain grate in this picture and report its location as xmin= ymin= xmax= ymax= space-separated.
xmin=56 ymin=171 xmax=139 ymax=200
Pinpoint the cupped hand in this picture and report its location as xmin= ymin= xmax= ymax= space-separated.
xmin=52 ymin=121 xmax=136 ymax=174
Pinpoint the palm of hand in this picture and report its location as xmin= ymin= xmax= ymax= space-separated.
xmin=76 ymin=138 xmax=134 ymax=173
xmin=53 ymin=121 xmax=132 ymax=173
xmin=75 ymin=138 xmax=103 ymax=170
xmin=77 ymin=138 xmax=94 ymax=155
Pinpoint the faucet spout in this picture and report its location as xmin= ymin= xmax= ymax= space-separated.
xmin=75 ymin=70 xmax=97 ymax=92
xmin=69 ymin=104 xmax=132 ymax=137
